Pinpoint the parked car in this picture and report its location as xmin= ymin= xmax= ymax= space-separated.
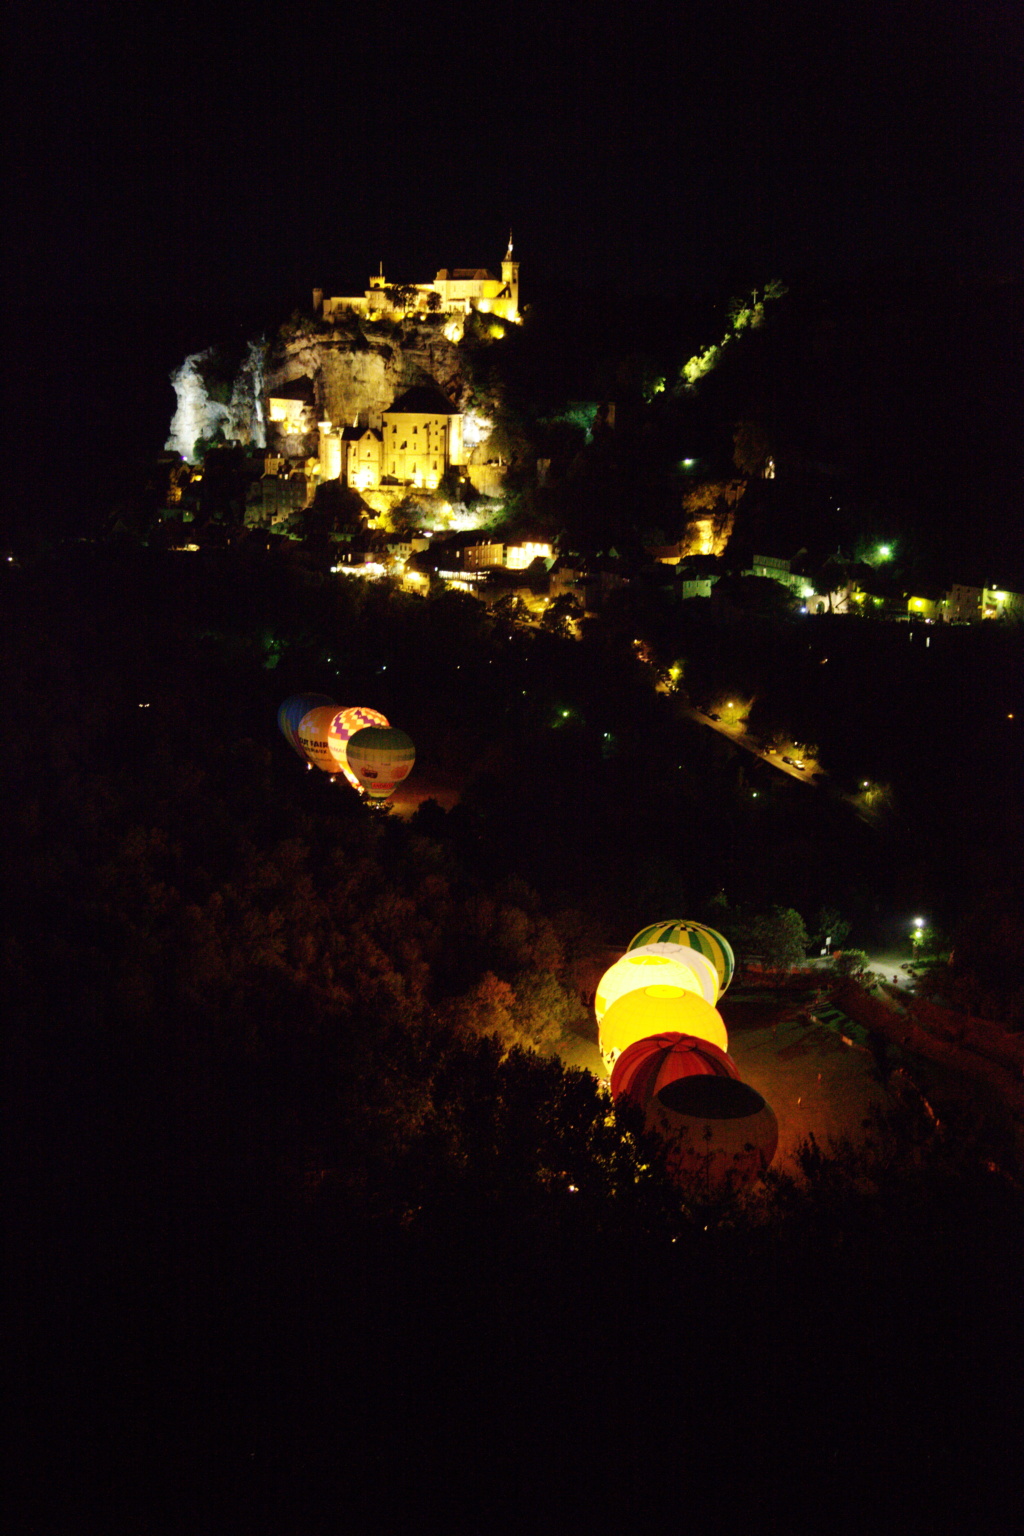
xmin=782 ymin=755 xmax=806 ymax=770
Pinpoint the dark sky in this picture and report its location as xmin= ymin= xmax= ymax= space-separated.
xmin=5 ymin=0 xmax=1021 ymax=536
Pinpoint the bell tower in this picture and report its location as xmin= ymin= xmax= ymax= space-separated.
xmin=501 ymin=231 xmax=519 ymax=318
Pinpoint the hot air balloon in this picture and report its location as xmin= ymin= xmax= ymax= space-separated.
xmin=278 ymin=694 xmax=337 ymax=760
xmin=610 ymin=1032 xmax=740 ymax=1112
xmin=599 ymin=987 xmax=728 ymax=1072
xmin=645 ymin=1076 xmax=778 ymax=1196
xmin=595 ymin=949 xmax=715 ymax=1022
xmin=345 ymin=726 xmax=415 ymax=801
xmin=297 ymin=705 xmax=344 ymax=774
xmin=327 ymin=706 xmax=390 ymax=787
xmin=615 ymin=942 xmax=720 ymax=1006
xmin=627 ymin=921 xmax=736 ymax=995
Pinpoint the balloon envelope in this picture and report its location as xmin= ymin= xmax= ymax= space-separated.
xmin=599 ymin=988 xmax=728 ymax=1072
xmin=646 ymin=1076 xmax=779 ymax=1196
xmin=297 ymin=705 xmax=343 ymax=774
xmin=627 ymin=921 xmax=736 ymax=994
xmin=278 ymin=694 xmax=336 ymax=760
xmin=595 ymin=950 xmax=714 ymax=1021
xmin=346 ymin=726 xmax=415 ymax=800
xmin=611 ymin=1032 xmax=740 ymax=1112
xmin=622 ymin=942 xmax=720 ymax=1006
xmin=327 ymin=706 xmax=390 ymax=787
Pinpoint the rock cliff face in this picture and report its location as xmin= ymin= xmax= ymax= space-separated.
xmin=167 ymin=318 xmax=473 ymax=462
xmin=267 ymin=321 xmax=466 ymax=428
xmin=166 ymin=341 xmax=266 ymax=463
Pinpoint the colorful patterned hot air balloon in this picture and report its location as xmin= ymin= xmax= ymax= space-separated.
xmin=327 ymin=706 xmax=390 ymax=787
xmin=278 ymin=694 xmax=337 ymax=760
xmin=599 ymin=987 xmax=728 ymax=1072
xmin=595 ymin=949 xmax=715 ymax=1022
xmin=345 ymin=726 xmax=415 ymax=801
xmin=627 ymin=921 xmax=736 ymax=995
xmin=297 ymin=705 xmax=344 ymax=774
xmin=610 ymin=1032 xmax=740 ymax=1112
xmin=646 ymin=1076 xmax=779 ymax=1196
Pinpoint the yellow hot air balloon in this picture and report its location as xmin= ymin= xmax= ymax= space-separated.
xmin=297 ymin=705 xmax=344 ymax=774
xmin=595 ymin=950 xmax=715 ymax=1022
xmin=599 ymin=987 xmax=728 ymax=1073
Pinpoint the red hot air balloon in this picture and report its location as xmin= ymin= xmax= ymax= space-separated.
xmin=610 ymin=1033 xmax=740 ymax=1114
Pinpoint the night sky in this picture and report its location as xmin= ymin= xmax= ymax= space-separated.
xmin=6 ymin=0 xmax=1021 ymax=540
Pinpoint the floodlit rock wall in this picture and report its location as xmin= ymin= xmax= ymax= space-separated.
xmin=166 ymin=341 xmax=267 ymax=463
xmin=266 ymin=324 xmax=466 ymax=431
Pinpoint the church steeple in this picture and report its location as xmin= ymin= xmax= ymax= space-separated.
xmin=501 ymin=232 xmax=519 ymax=318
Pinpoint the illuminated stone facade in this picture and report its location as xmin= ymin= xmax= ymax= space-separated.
xmin=317 ymin=238 xmax=520 ymax=324
xmin=246 ymin=456 xmax=321 ymax=525
xmin=267 ymin=377 xmax=316 ymax=435
xmin=318 ymin=385 xmax=465 ymax=492
xmin=464 ymin=540 xmax=553 ymax=571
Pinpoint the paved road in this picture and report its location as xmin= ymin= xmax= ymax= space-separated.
xmin=685 ymin=708 xmax=822 ymax=784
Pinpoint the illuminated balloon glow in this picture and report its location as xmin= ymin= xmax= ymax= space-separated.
xmin=628 ymin=921 xmax=736 ymax=995
xmin=346 ymin=726 xmax=415 ymax=801
xmin=611 ymin=1032 xmax=739 ymax=1112
xmin=595 ymin=950 xmax=715 ymax=1022
xmin=278 ymin=693 xmax=336 ymax=760
xmin=327 ymin=706 xmax=390 ymax=787
xmin=645 ymin=1076 xmax=778 ymax=1196
xmin=620 ymin=942 xmax=720 ymax=1006
xmin=599 ymin=988 xmax=728 ymax=1073
xmin=297 ymin=705 xmax=345 ymax=774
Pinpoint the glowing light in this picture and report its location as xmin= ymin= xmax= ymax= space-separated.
xmin=462 ymin=411 xmax=493 ymax=452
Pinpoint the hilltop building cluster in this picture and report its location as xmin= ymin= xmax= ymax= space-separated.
xmin=314 ymin=239 xmax=520 ymax=325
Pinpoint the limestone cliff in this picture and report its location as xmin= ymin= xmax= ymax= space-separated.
xmin=166 ymin=340 xmax=267 ymax=463
xmin=166 ymin=315 xmax=485 ymax=465
xmin=266 ymin=319 xmax=466 ymax=430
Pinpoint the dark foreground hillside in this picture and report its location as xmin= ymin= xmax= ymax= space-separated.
xmin=7 ymin=548 xmax=1023 ymax=1532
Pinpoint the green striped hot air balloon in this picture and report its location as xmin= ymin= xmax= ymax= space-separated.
xmin=627 ymin=921 xmax=736 ymax=995
xmin=346 ymin=725 xmax=415 ymax=801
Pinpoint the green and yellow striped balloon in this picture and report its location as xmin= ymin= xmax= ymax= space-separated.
xmin=346 ymin=726 xmax=415 ymax=801
xmin=627 ymin=921 xmax=736 ymax=994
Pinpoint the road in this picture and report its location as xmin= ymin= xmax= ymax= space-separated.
xmin=686 ymin=707 xmax=823 ymax=784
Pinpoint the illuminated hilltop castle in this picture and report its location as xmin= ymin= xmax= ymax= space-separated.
xmin=315 ymin=237 xmax=520 ymax=324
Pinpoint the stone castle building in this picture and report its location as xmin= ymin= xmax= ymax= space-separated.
xmin=315 ymin=238 xmax=520 ymax=325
